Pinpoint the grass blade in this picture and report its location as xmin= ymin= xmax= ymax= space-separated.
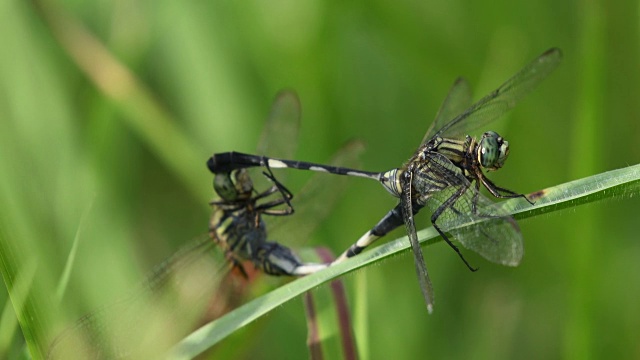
xmin=167 ymin=163 xmax=640 ymax=359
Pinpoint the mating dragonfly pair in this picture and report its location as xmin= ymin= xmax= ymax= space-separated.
xmin=48 ymin=47 xmax=561 ymax=359
xmin=47 ymin=92 xmax=363 ymax=360
xmin=210 ymin=48 xmax=562 ymax=313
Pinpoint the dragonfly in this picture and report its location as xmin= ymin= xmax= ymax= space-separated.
xmin=207 ymin=48 xmax=563 ymax=313
xmin=47 ymin=91 xmax=362 ymax=359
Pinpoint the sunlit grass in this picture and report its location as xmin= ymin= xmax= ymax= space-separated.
xmin=169 ymin=163 xmax=640 ymax=359
xmin=2 ymin=0 xmax=640 ymax=359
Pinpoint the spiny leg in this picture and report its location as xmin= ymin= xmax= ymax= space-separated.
xmin=475 ymin=180 xmax=522 ymax=242
xmin=430 ymin=185 xmax=478 ymax=272
xmin=253 ymin=185 xmax=295 ymax=216
xmin=261 ymin=162 xmax=295 ymax=209
xmin=246 ymin=184 xmax=292 ymax=213
xmin=480 ymin=175 xmax=534 ymax=205
xmin=470 ymin=180 xmax=515 ymax=223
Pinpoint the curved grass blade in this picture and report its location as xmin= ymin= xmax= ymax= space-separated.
xmin=303 ymin=248 xmax=357 ymax=360
xmin=0 ymin=258 xmax=37 ymax=359
xmin=167 ymin=163 xmax=640 ymax=359
xmin=507 ymin=164 xmax=640 ymax=219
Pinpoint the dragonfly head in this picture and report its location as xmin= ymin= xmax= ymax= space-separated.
xmin=380 ymin=169 xmax=403 ymax=198
xmin=213 ymin=169 xmax=253 ymax=201
xmin=477 ymin=131 xmax=509 ymax=171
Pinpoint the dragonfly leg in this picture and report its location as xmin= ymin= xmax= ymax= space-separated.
xmin=469 ymin=181 xmax=495 ymax=218
xmin=209 ymin=170 xmax=294 ymax=216
xmin=479 ymin=175 xmax=534 ymax=205
xmin=431 ymin=185 xmax=478 ymax=272
xmin=251 ymin=165 xmax=296 ymax=216
xmin=254 ymin=185 xmax=295 ymax=216
xmin=261 ymin=163 xmax=295 ymax=208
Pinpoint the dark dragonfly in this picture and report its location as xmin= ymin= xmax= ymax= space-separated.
xmin=211 ymin=90 xmax=367 ymax=277
xmin=210 ymin=91 xmax=362 ymax=277
xmin=207 ymin=48 xmax=563 ymax=312
xmin=47 ymin=91 xmax=360 ymax=359
xmin=209 ymin=96 xmax=321 ymax=277
xmin=210 ymin=168 xmax=322 ymax=277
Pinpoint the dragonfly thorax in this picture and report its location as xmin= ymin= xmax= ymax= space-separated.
xmin=476 ymin=131 xmax=509 ymax=171
xmin=380 ymin=169 xmax=403 ymax=198
xmin=430 ymin=136 xmax=472 ymax=166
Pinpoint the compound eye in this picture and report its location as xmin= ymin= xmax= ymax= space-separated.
xmin=213 ymin=169 xmax=253 ymax=201
xmin=213 ymin=173 xmax=238 ymax=201
xmin=479 ymin=131 xmax=509 ymax=170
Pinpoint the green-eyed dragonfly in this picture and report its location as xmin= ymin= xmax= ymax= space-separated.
xmin=47 ymin=91 xmax=362 ymax=359
xmin=207 ymin=48 xmax=563 ymax=313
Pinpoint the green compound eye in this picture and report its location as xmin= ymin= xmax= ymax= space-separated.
xmin=202 ymin=48 xmax=561 ymax=314
xmin=479 ymin=131 xmax=509 ymax=170
xmin=213 ymin=169 xmax=253 ymax=201
xmin=213 ymin=172 xmax=238 ymax=201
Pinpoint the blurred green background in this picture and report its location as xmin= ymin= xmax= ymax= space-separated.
xmin=1 ymin=0 xmax=640 ymax=359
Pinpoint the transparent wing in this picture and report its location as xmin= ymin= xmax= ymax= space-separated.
xmin=251 ymin=90 xmax=301 ymax=191
xmin=48 ymin=236 xmax=235 ymax=359
xmin=434 ymin=48 xmax=562 ymax=139
xmin=423 ymin=154 xmax=523 ymax=266
xmin=51 ymin=91 xmax=304 ymax=358
xmin=401 ymin=172 xmax=434 ymax=313
xmin=140 ymin=235 xmax=229 ymax=295
xmin=269 ymin=140 xmax=366 ymax=247
xmin=421 ymin=78 xmax=472 ymax=145
xmin=256 ymin=90 xmax=301 ymax=160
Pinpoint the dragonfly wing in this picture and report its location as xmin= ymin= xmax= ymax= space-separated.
xmin=250 ymin=90 xmax=302 ymax=190
xmin=435 ymin=48 xmax=562 ymax=138
xmin=421 ymin=77 xmax=472 ymax=145
xmin=402 ymin=170 xmax=435 ymax=313
xmin=256 ymin=90 xmax=301 ymax=160
xmin=48 ymin=235 xmax=234 ymax=358
xmin=269 ymin=140 xmax=366 ymax=247
xmin=441 ymin=188 xmax=523 ymax=266
xmin=423 ymin=154 xmax=524 ymax=266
